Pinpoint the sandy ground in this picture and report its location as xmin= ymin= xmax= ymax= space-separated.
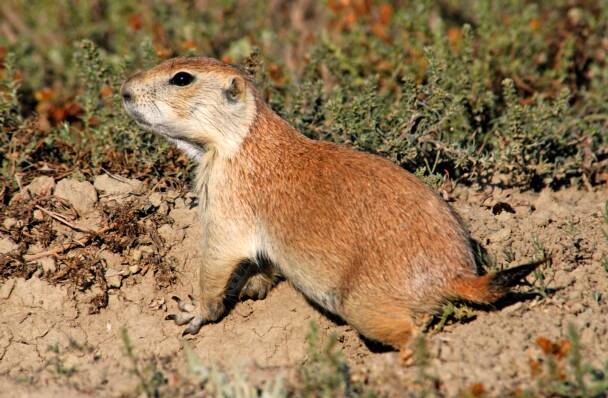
xmin=0 ymin=175 xmax=607 ymax=397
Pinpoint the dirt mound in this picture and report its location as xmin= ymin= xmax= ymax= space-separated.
xmin=0 ymin=176 xmax=607 ymax=397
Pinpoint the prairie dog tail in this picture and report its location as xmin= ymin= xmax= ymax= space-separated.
xmin=447 ymin=258 xmax=549 ymax=304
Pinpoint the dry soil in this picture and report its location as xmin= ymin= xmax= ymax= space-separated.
xmin=0 ymin=175 xmax=607 ymax=397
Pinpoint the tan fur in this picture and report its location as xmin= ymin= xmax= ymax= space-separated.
xmin=122 ymin=57 xmax=524 ymax=351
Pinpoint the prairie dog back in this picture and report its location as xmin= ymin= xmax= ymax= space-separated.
xmin=122 ymin=57 xmax=540 ymax=355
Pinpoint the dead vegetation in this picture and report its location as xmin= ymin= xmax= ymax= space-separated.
xmin=0 ymin=177 xmax=182 ymax=315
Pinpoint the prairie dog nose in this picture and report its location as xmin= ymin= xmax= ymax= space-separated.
xmin=121 ymin=70 xmax=143 ymax=103
xmin=121 ymin=81 xmax=133 ymax=103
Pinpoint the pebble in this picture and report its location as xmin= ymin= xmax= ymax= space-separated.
xmin=93 ymin=174 xmax=144 ymax=196
xmin=32 ymin=209 xmax=44 ymax=221
xmin=174 ymin=198 xmax=185 ymax=209
xmin=140 ymin=245 xmax=155 ymax=254
xmin=158 ymin=224 xmax=176 ymax=244
xmin=2 ymin=218 xmax=17 ymax=229
xmin=99 ymin=250 xmax=123 ymax=270
xmin=164 ymin=190 xmax=180 ymax=202
xmin=54 ymin=179 xmax=98 ymax=215
xmin=169 ymin=207 xmax=196 ymax=228
xmin=149 ymin=192 xmax=163 ymax=207
xmin=157 ymin=202 xmax=169 ymax=216
xmin=131 ymin=249 xmax=143 ymax=262
xmin=24 ymin=176 xmax=55 ymax=197
xmin=0 ymin=237 xmax=18 ymax=254
xmin=38 ymin=256 xmax=57 ymax=273
xmin=105 ymin=271 xmax=122 ymax=289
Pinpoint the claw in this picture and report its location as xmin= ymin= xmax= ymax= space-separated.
xmin=182 ymin=316 xmax=204 ymax=336
xmin=167 ymin=295 xmax=206 ymax=335
xmin=166 ymin=312 xmax=195 ymax=325
xmin=172 ymin=295 xmax=196 ymax=313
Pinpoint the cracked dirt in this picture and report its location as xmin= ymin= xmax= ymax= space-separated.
xmin=0 ymin=175 xmax=607 ymax=397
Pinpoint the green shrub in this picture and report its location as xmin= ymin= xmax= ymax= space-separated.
xmin=297 ymin=322 xmax=351 ymax=398
xmin=0 ymin=0 xmax=606 ymax=198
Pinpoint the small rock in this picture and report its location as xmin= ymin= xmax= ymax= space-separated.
xmin=131 ymin=249 xmax=143 ymax=262
xmin=38 ymin=256 xmax=56 ymax=274
xmin=157 ymin=224 xmax=184 ymax=244
xmin=164 ymin=190 xmax=180 ymax=202
xmin=158 ymin=202 xmax=169 ymax=216
xmin=54 ymin=179 xmax=98 ymax=215
xmin=143 ymin=219 xmax=155 ymax=230
xmin=26 ymin=243 xmax=44 ymax=256
xmin=99 ymin=250 xmax=123 ymax=271
xmin=174 ymin=198 xmax=185 ymax=209
xmin=169 ymin=207 xmax=197 ymax=228
xmin=32 ymin=209 xmax=44 ymax=221
xmin=94 ymin=174 xmax=144 ymax=197
xmin=140 ymin=245 xmax=155 ymax=254
xmin=24 ymin=176 xmax=55 ymax=197
xmin=158 ymin=224 xmax=175 ymax=243
xmin=2 ymin=218 xmax=17 ymax=229
xmin=128 ymin=264 xmax=140 ymax=275
xmin=106 ymin=273 xmax=122 ymax=289
xmin=149 ymin=192 xmax=163 ymax=207
xmin=0 ymin=237 xmax=18 ymax=254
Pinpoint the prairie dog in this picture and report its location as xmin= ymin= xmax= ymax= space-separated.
xmin=121 ymin=57 xmax=539 ymax=354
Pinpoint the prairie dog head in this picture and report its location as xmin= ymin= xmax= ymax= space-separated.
xmin=121 ymin=57 xmax=257 ymax=159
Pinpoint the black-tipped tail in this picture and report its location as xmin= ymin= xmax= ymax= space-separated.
xmin=489 ymin=257 xmax=549 ymax=290
xmin=448 ymin=257 xmax=550 ymax=304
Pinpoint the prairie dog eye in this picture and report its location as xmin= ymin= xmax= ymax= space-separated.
xmin=169 ymin=72 xmax=195 ymax=86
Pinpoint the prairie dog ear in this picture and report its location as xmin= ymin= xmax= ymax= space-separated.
xmin=225 ymin=75 xmax=246 ymax=102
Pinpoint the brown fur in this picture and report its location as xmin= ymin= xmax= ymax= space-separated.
xmin=446 ymin=274 xmax=501 ymax=303
xmin=122 ymin=57 xmax=539 ymax=352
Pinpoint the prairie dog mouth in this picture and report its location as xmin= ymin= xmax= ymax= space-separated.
xmin=123 ymin=103 xmax=152 ymax=128
xmin=131 ymin=111 xmax=149 ymax=126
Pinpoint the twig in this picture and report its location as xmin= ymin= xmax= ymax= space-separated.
xmin=34 ymin=205 xmax=94 ymax=233
xmin=100 ymin=168 xmax=133 ymax=184
xmin=419 ymin=137 xmax=479 ymax=165
xmin=24 ymin=226 xmax=113 ymax=262
xmin=397 ymin=112 xmax=423 ymax=141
